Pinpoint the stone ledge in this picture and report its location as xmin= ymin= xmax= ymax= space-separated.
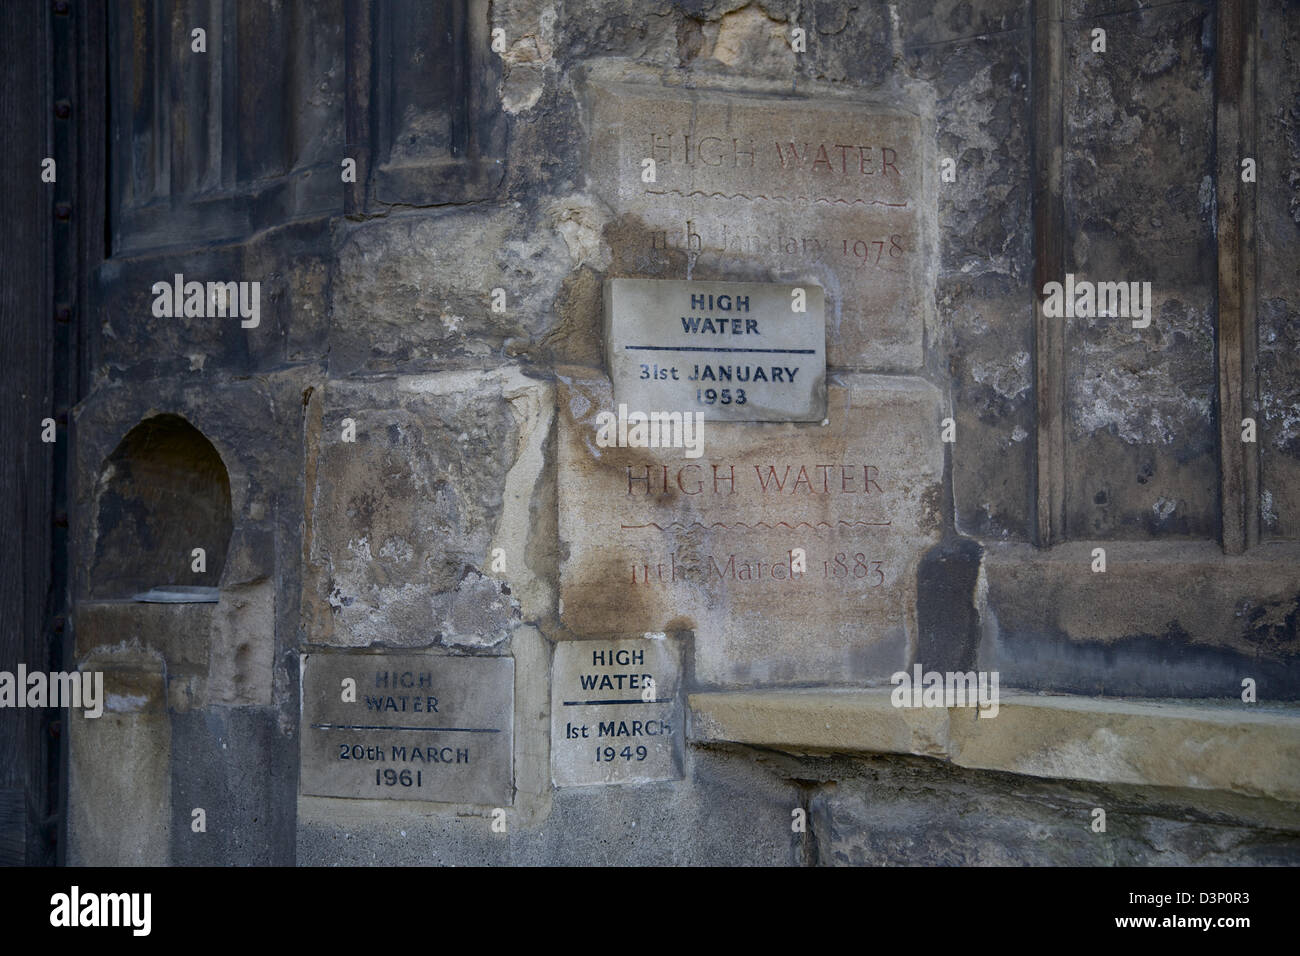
xmin=688 ymin=689 xmax=1300 ymax=803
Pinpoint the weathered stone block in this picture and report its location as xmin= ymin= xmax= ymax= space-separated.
xmin=585 ymin=81 xmax=931 ymax=370
xmin=206 ymin=581 xmax=276 ymax=707
xmin=330 ymin=207 xmax=572 ymax=375
xmin=558 ymin=369 xmax=943 ymax=687
xmin=981 ymin=541 xmax=1300 ymax=698
xmin=75 ymin=600 xmax=213 ymax=670
xmin=303 ymin=369 xmax=554 ymax=647
xmin=690 ymin=687 xmax=1300 ymax=804
xmin=1258 ymin=0 xmax=1300 ymax=540
xmin=1061 ymin=1 xmax=1218 ymax=539
xmin=807 ymin=757 xmax=1300 ymax=866
xmin=170 ymin=707 xmax=296 ymax=865
xmin=67 ymin=655 xmax=170 ymax=865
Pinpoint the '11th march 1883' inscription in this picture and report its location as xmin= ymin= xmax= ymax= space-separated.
xmin=559 ymin=372 xmax=944 ymax=687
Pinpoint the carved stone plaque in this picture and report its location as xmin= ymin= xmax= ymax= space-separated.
xmin=605 ymin=278 xmax=826 ymax=422
xmin=299 ymin=653 xmax=513 ymax=804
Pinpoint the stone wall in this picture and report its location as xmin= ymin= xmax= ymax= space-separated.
xmin=65 ymin=0 xmax=1300 ymax=866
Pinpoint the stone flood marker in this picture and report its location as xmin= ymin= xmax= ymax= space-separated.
xmin=586 ymin=81 xmax=929 ymax=370
xmin=558 ymin=371 xmax=944 ymax=687
xmin=299 ymin=653 xmax=513 ymax=804
xmin=605 ymin=278 xmax=826 ymax=422
xmin=551 ymin=636 xmax=684 ymax=787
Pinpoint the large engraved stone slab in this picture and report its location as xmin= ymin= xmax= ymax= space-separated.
xmin=300 ymin=653 xmax=513 ymax=804
xmin=605 ymin=278 xmax=826 ymax=422
xmin=551 ymin=636 xmax=684 ymax=787
xmin=558 ymin=371 xmax=943 ymax=687
xmin=587 ymin=82 xmax=928 ymax=370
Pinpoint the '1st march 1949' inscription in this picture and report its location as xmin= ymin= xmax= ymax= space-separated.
xmin=551 ymin=637 xmax=683 ymax=787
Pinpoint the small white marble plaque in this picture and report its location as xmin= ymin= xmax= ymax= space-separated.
xmin=605 ymin=278 xmax=826 ymax=422
xmin=551 ymin=637 xmax=683 ymax=787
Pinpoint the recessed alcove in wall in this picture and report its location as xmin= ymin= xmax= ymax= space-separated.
xmin=89 ymin=414 xmax=233 ymax=600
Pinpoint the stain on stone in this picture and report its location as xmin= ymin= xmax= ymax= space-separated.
xmin=1240 ymin=593 xmax=1300 ymax=655
xmin=916 ymin=535 xmax=984 ymax=672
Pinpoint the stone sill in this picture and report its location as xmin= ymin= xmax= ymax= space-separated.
xmin=688 ymin=688 xmax=1300 ymax=804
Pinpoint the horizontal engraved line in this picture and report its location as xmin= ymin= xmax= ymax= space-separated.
xmin=560 ymin=698 xmax=673 ymax=706
xmin=620 ymin=520 xmax=893 ymax=532
xmin=625 ymin=345 xmax=817 ymax=354
xmin=311 ymin=723 xmax=501 ymax=733
xmin=642 ymin=188 xmax=909 ymax=207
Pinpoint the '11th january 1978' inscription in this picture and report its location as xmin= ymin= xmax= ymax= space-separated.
xmin=589 ymin=82 xmax=926 ymax=369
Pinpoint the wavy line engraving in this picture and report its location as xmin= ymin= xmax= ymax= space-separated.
xmin=642 ymin=188 xmax=909 ymax=208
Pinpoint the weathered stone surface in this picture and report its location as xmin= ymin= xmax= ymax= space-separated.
xmin=74 ymin=582 xmax=277 ymax=713
xmin=297 ymin=743 xmax=802 ymax=865
xmin=946 ymin=277 xmax=1035 ymax=541
xmin=300 ymin=652 xmax=514 ymax=805
xmin=206 ymin=581 xmax=276 ymax=707
xmin=605 ymin=278 xmax=826 ymax=421
xmin=67 ymin=654 xmax=171 ymax=865
xmin=1061 ymin=1 xmax=1218 ymax=539
xmin=76 ymin=600 xmax=214 ymax=671
xmin=804 ymin=755 xmax=1300 ymax=866
xmin=1258 ymin=0 xmax=1300 ymax=540
xmin=170 ymin=707 xmax=296 ymax=865
xmin=585 ymin=80 xmax=931 ymax=370
xmin=91 ymin=220 xmax=333 ymax=386
xmin=330 ymin=206 xmax=575 ymax=375
xmin=303 ymin=369 xmax=554 ymax=648
xmin=981 ymin=541 xmax=1300 ymax=699
xmin=902 ymin=4 xmax=1035 ymax=542
xmin=949 ymin=694 xmax=1300 ymax=803
xmin=691 ymin=688 xmax=950 ymax=760
xmin=551 ymin=636 xmax=684 ymax=787
xmin=508 ymin=626 xmax=554 ymax=825
xmin=558 ymin=369 xmax=943 ymax=687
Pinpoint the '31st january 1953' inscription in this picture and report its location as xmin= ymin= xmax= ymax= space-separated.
xmin=605 ymin=278 xmax=826 ymax=422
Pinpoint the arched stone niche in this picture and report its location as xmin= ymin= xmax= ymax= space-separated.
xmin=88 ymin=414 xmax=233 ymax=599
